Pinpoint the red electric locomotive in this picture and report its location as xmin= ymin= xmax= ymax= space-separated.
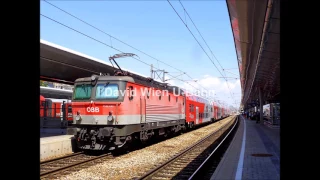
xmin=68 ymin=73 xmax=186 ymax=150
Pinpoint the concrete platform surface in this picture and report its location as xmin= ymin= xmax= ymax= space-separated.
xmin=211 ymin=115 xmax=280 ymax=180
xmin=40 ymin=135 xmax=74 ymax=161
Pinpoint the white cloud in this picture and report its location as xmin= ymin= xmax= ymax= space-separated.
xmin=166 ymin=75 xmax=241 ymax=108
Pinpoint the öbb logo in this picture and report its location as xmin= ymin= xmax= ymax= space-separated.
xmin=86 ymin=107 xmax=100 ymax=113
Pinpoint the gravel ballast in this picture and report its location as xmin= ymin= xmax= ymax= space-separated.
xmin=59 ymin=116 xmax=235 ymax=180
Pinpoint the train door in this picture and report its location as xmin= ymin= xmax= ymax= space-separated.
xmin=40 ymin=96 xmax=45 ymax=117
xmin=211 ymin=106 xmax=216 ymax=120
xmin=61 ymin=101 xmax=67 ymax=121
xmin=46 ymin=99 xmax=53 ymax=117
xmin=67 ymin=102 xmax=73 ymax=123
xmin=140 ymin=97 xmax=146 ymax=123
xmin=178 ymin=102 xmax=182 ymax=119
xmin=54 ymin=101 xmax=63 ymax=121
xmin=196 ymin=106 xmax=199 ymax=124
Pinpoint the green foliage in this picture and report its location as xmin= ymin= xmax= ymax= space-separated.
xmin=40 ymin=80 xmax=48 ymax=87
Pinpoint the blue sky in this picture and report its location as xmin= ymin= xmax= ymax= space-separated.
xmin=40 ymin=0 xmax=241 ymax=108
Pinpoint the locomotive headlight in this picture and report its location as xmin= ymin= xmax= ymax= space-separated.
xmin=107 ymin=115 xmax=114 ymax=121
xmin=75 ymin=115 xmax=81 ymax=121
xmin=107 ymin=111 xmax=114 ymax=121
xmin=75 ymin=111 xmax=81 ymax=121
xmin=91 ymin=75 xmax=96 ymax=81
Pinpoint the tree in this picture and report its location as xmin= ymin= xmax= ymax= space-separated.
xmin=40 ymin=80 xmax=48 ymax=87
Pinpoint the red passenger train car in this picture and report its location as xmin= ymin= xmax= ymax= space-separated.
xmin=185 ymin=93 xmax=213 ymax=128
xmin=40 ymin=98 xmax=73 ymax=126
xmin=212 ymin=101 xmax=219 ymax=121
xmin=44 ymin=98 xmax=72 ymax=121
xmin=40 ymin=86 xmax=73 ymax=125
xmin=40 ymin=95 xmax=45 ymax=117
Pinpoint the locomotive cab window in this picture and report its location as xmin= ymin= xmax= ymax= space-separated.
xmin=96 ymin=83 xmax=119 ymax=99
xmin=74 ymin=84 xmax=92 ymax=100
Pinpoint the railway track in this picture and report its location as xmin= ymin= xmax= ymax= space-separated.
xmin=137 ymin=116 xmax=239 ymax=180
xmin=40 ymin=151 xmax=114 ymax=179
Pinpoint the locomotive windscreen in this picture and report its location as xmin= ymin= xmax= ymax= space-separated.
xmin=73 ymin=84 xmax=92 ymax=100
xmin=96 ymin=83 xmax=119 ymax=99
xmin=72 ymin=80 xmax=127 ymax=102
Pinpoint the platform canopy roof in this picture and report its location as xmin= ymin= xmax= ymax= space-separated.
xmin=40 ymin=39 xmax=150 ymax=85
xmin=226 ymin=0 xmax=280 ymax=108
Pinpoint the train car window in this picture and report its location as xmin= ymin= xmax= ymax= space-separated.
xmin=189 ymin=104 xmax=191 ymax=112
xmin=159 ymin=95 xmax=161 ymax=100
xmin=147 ymin=89 xmax=150 ymax=99
xmin=176 ymin=97 xmax=178 ymax=102
xmin=96 ymin=84 xmax=119 ymax=99
xmin=169 ymin=95 xmax=171 ymax=102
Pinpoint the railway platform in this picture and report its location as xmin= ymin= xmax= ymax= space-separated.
xmin=40 ymin=135 xmax=75 ymax=161
xmin=40 ymin=128 xmax=67 ymax=138
xmin=210 ymin=115 xmax=280 ymax=180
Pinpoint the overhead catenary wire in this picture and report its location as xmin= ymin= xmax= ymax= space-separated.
xmin=178 ymin=0 xmax=226 ymax=76
xmin=42 ymin=0 xmax=209 ymax=92
xmin=42 ymin=1 xmax=239 ymax=105
xmin=41 ymin=13 xmax=207 ymax=98
xmin=177 ymin=0 xmax=237 ymax=101
xmin=167 ymin=0 xmax=236 ymax=102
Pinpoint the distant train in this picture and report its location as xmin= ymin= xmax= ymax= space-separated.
xmin=67 ymin=72 xmax=230 ymax=151
xmin=40 ymin=87 xmax=73 ymax=126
